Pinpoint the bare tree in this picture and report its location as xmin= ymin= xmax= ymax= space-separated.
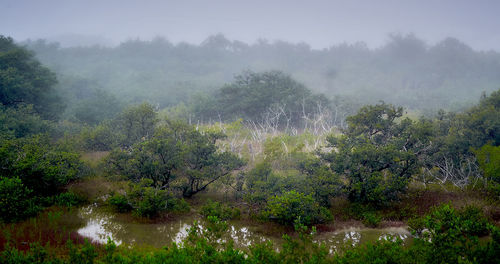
xmin=425 ymin=155 xmax=482 ymax=190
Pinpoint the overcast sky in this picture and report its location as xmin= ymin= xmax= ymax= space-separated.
xmin=1 ymin=0 xmax=499 ymax=50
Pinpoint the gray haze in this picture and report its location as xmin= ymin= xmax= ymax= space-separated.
xmin=1 ymin=0 xmax=500 ymax=50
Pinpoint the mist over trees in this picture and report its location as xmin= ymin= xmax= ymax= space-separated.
xmin=22 ymin=33 xmax=500 ymax=122
xmin=2 ymin=31 xmax=500 ymax=263
xmin=0 ymin=36 xmax=63 ymax=120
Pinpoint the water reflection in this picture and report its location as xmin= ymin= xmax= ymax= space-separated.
xmin=77 ymin=204 xmax=411 ymax=253
xmin=315 ymin=226 xmax=411 ymax=254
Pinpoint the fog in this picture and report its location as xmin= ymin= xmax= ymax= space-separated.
xmin=3 ymin=2 xmax=500 ymax=261
xmin=1 ymin=0 xmax=500 ymax=50
xmin=2 ymin=0 xmax=500 ymax=121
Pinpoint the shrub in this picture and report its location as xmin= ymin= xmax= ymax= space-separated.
xmin=264 ymin=190 xmax=332 ymax=225
xmin=108 ymin=193 xmax=132 ymax=213
xmin=362 ymin=211 xmax=381 ymax=227
xmin=108 ymin=181 xmax=190 ymax=217
xmin=79 ymin=123 xmax=117 ymax=151
xmin=459 ymin=205 xmax=490 ymax=236
xmin=414 ymin=203 xmax=496 ymax=263
xmin=135 ymin=187 xmax=168 ymax=218
xmin=344 ymin=203 xmax=374 ymax=220
xmin=0 ymin=135 xmax=86 ymax=196
xmin=53 ymin=192 xmax=86 ymax=207
xmin=201 ymin=200 xmax=240 ymax=220
xmin=0 ymin=177 xmax=33 ymax=222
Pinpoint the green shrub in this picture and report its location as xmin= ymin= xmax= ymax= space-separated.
xmin=362 ymin=211 xmax=381 ymax=227
xmin=407 ymin=216 xmax=426 ymax=237
xmin=344 ymin=203 xmax=374 ymax=220
xmin=459 ymin=205 xmax=490 ymax=236
xmin=79 ymin=123 xmax=117 ymax=151
xmin=0 ymin=135 xmax=86 ymax=196
xmin=68 ymin=239 xmax=98 ymax=264
xmin=109 ymin=181 xmax=189 ymax=217
xmin=168 ymin=197 xmax=190 ymax=213
xmin=108 ymin=193 xmax=132 ymax=213
xmin=335 ymin=239 xmax=410 ymax=264
xmin=53 ymin=192 xmax=86 ymax=207
xmin=414 ymin=203 xmax=496 ymax=264
xmin=135 ymin=187 xmax=168 ymax=218
xmin=0 ymin=177 xmax=33 ymax=222
xmin=264 ymin=190 xmax=332 ymax=225
xmin=201 ymin=200 xmax=240 ymax=220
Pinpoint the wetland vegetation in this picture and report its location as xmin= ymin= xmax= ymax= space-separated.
xmin=1 ymin=29 xmax=500 ymax=263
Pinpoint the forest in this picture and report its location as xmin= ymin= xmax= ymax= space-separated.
xmin=1 ymin=31 xmax=500 ymax=264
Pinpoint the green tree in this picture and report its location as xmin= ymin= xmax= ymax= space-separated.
xmin=106 ymin=120 xmax=244 ymax=198
xmin=474 ymin=144 xmax=500 ymax=193
xmin=115 ymin=102 xmax=158 ymax=147
xmin=0 ymin=135 xmax=85 ymax=195
xmin=324 ymin=102 xmax=433 ymax=206
xmin=0 ymin=35 xmax=63 ymax=120
xmin=181 ymin=138 xmax=244 ymax=197
xmin=215 ymin=70 xmax=330 ymax=126
xmin=0 ymin=104 xmax=52 ymax=138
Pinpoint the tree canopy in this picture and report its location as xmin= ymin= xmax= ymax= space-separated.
xmin=0 ymin=36 xmax=63 ymax=120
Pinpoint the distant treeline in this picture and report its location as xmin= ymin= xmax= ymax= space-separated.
xmin=22 ymin=33 xmax=500 ymax=120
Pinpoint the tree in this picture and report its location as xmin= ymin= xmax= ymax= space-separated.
xmin=214 ymin=70 xmax=330 ymax=127
xmin=115 ymin=102 xmax=158 ymax=147
xmin=0 ymin=35 xmax=63 ymax=120
xmin=474 ymin=144 xmax=500 ymax=193
xmin=180 ymin=128 xmax=245 ymax=197
xmin=108 ymin=125 xmax=184 ymax=189
xmin=423 ymin=89 xmax=500 ymax=188
xmin=0 ymin=103 xmax=52 ymax=138
xmin=323 ymin=102 xmax=433 ymax=206
xmin=0 ymin=135 xmax=85 ymax=196
xmin=106 ymin=120 xmax=244 ymax=198
xmin=298 ymin=156 xmax=342 ymax=207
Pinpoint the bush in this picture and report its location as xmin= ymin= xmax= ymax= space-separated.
xmin=53 ymin=192 xmax=86 ymax=207
xmin=344 ymin=203 xmax=374 ymax=220
xmin=459 ymin=205 xmax=490 ymax=236
xmin=0 ymin=135 xmax=85 ymax=196
xmin=108 ymin=181 xmax=190 ymax=218
xmin=335 ymin=239 xmax=410 ymax=264
xmin=362 ymin=212 xmax=381 ymax=227
xmin=414 ymin=203 xmax=495 ymax=263
xmin=134 ymin=187 xmax=168 ymax=218
xmin=264 ymin=190 xmax=332 ymax=225
xmin=79 ymin=123 xmax=117 ymax=151
xmin=201 ymin=200 xmax=240 ymax=220
xmin=108 ymin=193 xmax=132 ymax=213
xmin=0 ymin=177 xmax=33 ymax=222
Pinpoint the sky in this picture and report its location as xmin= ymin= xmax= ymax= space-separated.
xmin=1 ymin=0 xmax=499 ymax=50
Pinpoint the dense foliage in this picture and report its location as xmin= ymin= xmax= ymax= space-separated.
xmin=25 ymin=34 xmax=500 ymax=118
xmin=0 ymin=36 xmax=63 ymax=120
xmin=108 ymin=180 xmax=189 ymax=217
xmin=203 ymin=70 xmax=330 ymax=126
xmin=0 ymin=135 xmax=84 ymax=195
xmin=0 ymin=38 xmax=87 ymax=222
xmin=323 ymin=103 xmax=434 ymax=206
xmin=264 ymin=190 xmax=332 ymax=225
xmin=105 ymin=115 xmax=245 ymax=198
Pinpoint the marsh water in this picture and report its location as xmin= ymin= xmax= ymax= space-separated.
xmin=75 ymin=204 xmax=411 ymax=253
